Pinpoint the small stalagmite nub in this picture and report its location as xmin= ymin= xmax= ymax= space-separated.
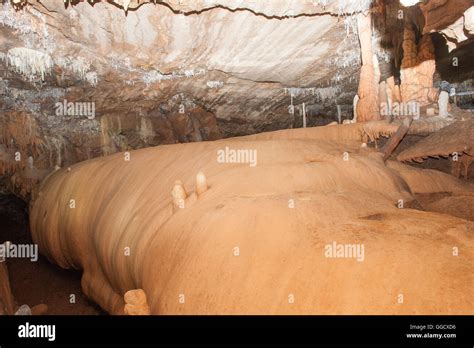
xmin=196 ymin=171 xmax=208 ymax=196
xmin=124 ymin=289 xmax=150 ymax=315
xmin=171 ymin=180 xmax=187 ymax=210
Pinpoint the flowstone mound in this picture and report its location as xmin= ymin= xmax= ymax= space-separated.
xmin=30 ymin=125 xmax=474 ymax=314
xmin=397 ymin=118 xmax=474 ymax=179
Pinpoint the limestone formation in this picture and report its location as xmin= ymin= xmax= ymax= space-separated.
xmin=379 ymin=81 xmax=388 ymax=109
xmin=355 ymin=13 xmax=380 ymax=122
xmin=398 ymin=118 xmax=474 ymax=180
xmin=400 ymin=30 xmax=438 ymax=106
xmin=4 ymin=47 xmax=53 ymax=81
xmin=124 ymin=289 xmax=150 ymax=315
xmin=1 ymin=0 xmax=473 ymax=319
xmin=0 ymin=0 xmax=364 ymax=198
xmin=438 ymin=91 xmax=450 ymax=118
xmin=172 ymin=180 xmax=187 ymax=211
xmin=386 ymin=76 xmax=402 ymax=105
xmin=446 ymin=18 xmax=468 ymax=52
xmin=196 ymin=171 xmax=208 ymax=196
xmin=420 ymin=0 xmax=473 ymax=37
xmin=30 ymin=124 xmax=474 ymax=315
xmin=465 ymin=6 xmax=474 ymax=35
xmin=352 ymin=95 xmax=359 ymax=123
xmin=1 ymin=0 xmax=472 ymax=200
xmin=14 ymin=304 xmax=31 ymax=315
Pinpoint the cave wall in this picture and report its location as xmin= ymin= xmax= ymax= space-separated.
xmin=1 ymin=0 xmax=366 ymax=198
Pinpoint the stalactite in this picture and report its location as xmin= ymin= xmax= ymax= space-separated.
xmin=5 ymin=47 xmax=53 ymax=81
xmin=142 ymin=68 xmax=206 ymax=86
xmin=355 ymin=12 xmax=380 ymax=122
xmin=56 ymin=56 xmax=99 ymax=86
xmin=400 ymin=28 xmax=438 ymax=105
xmin=206 ymin=81 xmax=224 ymax=89
xmin=0 ymin=110 xmax=45 ymax=197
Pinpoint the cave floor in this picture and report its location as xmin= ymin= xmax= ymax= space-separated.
xmin=0 ymin=195 xmax=102 ymax=315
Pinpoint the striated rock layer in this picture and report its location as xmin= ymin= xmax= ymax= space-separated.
xmin=30 ymin=125 xmax=474 ymax=314
xmin=1 ymin=0 xmax=364 ymax=198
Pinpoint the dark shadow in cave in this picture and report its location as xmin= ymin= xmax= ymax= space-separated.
xmin=371 ymin=0 xmax=472 ymax=84
xmin=0 ymin=194 xmax=103 ymax=315
xmin=432 ymin=33 xmax=474 ymax=84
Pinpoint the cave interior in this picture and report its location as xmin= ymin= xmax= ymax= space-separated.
xmin=0 ymin=0 xmax=473 ymax=315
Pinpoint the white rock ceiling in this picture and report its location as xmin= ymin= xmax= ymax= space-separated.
xmin=1 ymin=0 xmax=364 ymax=131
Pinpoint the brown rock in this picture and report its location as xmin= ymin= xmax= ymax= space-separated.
xmin=400 ymin=30 xmax=438 ymax=106
xmin=356 ymin=13 xmax=380 ymax=122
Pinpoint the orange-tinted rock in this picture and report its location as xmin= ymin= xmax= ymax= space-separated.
xmin=400 ymin=29 xmax=438 ymax=105
xmin=420 ymin=0 xmax=473 ymax=35
xmin=356 ymin=13 xmax=380 ymax=122
xmin=169 ymin=107 xmax=222 ymax=143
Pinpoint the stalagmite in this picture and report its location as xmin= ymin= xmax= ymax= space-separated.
xmin=355 ymin=13 xmax=380 ymax=122
xmin=352 ymin=94 xmax=359 ymax=123
xmin=438 ymin=91 xmax=450 ymax=118
xmin=196 ymin=171 xmax=208 ymax=196
xmin=171 ymin=180 xmax=187 ymax=211
xmin=379 ymin=81 xmax=388 ymax=108
xmin=386 ymin=76 xmax=402 ymax=104
xmin=124 ymin=289 xmax=150 ymax=315
xmin=14 ymin=304 xmax=31 ymax=315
